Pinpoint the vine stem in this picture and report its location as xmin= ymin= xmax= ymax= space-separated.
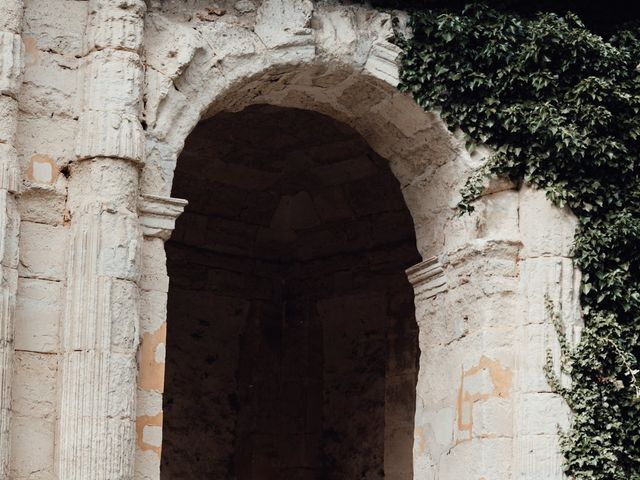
xmin=605 ymin=338 xmax=640 ymax=399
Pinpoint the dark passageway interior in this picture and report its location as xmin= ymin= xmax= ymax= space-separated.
xmin=161 ymin=105 xmax=421 ymax=480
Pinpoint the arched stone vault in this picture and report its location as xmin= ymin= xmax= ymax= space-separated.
xmin=0 ymin=0 xmax=583 ymax=479
xmin=133 ymin=2 xmax=582 ymax=480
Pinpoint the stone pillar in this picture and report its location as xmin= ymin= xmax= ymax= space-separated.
xmin=0 ymin=1 xmax=23 ymax=477
xmin=56 ymin=1 xmax=146 ymax=478
xmin=409 ymin=186 xmax=579 ymax=479
xmin=410 ymin=242 xmax=520 ymax=479
xmin=512 ymin=186 xmax=581 ymax=479
xmin=135 ymin=195 xmax=186 ymax=479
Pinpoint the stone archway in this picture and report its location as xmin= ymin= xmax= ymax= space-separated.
xmin=133 ymin=2 xmax=581 ymax=479
xmin=0 ymin=0 xmax=583 ymax=478
xmin=161 ymin=104 xmax=421 ymax=479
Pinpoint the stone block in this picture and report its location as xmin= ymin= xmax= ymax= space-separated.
xmin=23 ymin=0 xmax=87 ymax=55
xmin=516 ymin=392 xmax=569 ymax=436
xmin=254 ymin=0 xmax=314 ymax=49
xmin=80 ymin=49 xmax=143 ymax=114
xmin=414 ymin=405 xmax=455 ymax=459
xmin=84 ymin=1 xmax=145 ymax=53
xmin=519 ymin=256 xmax=581 ymax=328
xmin=104 ymin=351 xmax=138 ymax=419
xmin=134 ymin=449 xmax=160 ymax=480
xmin=110 ymin=279 xmax=139 ymax=351
xmin=142 ymin=425 xmax=162 ymax=449
xmin=364 ymin=42 xmax=401 ymax=86
xmin=0 ymin=0 xmax=23 ymax=33
xmin=15 ymin=278 xmax=62 ymax=353
xmin=438 ymin=438 xmax=512 ymax=479
xmin=67 ymin=158 xmax=139 ymax=209
xmin=139 ymin=290 xmax=167 ymax=335
xmin=472 ymin=396 xmax=512 ymax=438
xmin=475 ymin=189 xmax=520 ymax=242
xmin=0 ymin=193 xmax=20 ymax=269
xmin=9 ymin=415 xmax=55 ymax=479
xmin=18 ymin=189 xmax=67 ymax=226
xmin=0 ymin=95 xmax=17 ymax=144
xmin=270 ymin=191 xmax=320 ymax=231
xmin=91 ymin=211 xmax=139 ymax=280
xmin=20 ymin=50 xmax=79 ymax=119
xmin=0 ymin=143 xmax=20 ymax=193
xmin=136 ymin=388 xmax=163 ymax=417
xmin=314 ymin=9 xmax=362 ymax=63
xmin=11 ymin=351 xmax=57 ymax=419
xmin=143 ymin=13 xmax=198 ymax=79
xmin=140 ymin=237 xmax=169 ymax=293
xmin=17 ymin=115 xmax=78 ymax=167
xmin=519 ymin=185 xmax=577 ymax=258
xmin=0 ymin=31 xmax=23 ymax=97
xmin=515 ymin=322 xmax=560 ymax=394
xmin=513 ymin=434 xmax=564 ymax=479
xmin=18 ymin=222 xmax=67 ymax=281
xmin=75 ymin=109 xmax=145 ymax=163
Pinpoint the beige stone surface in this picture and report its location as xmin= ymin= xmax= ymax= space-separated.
xmin=3 ymin=0 xmax=581 ymax=479
xmin=14 ymin=278 xmax=62 ymax=353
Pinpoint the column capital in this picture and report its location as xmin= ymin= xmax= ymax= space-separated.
xmin=406 ymin=256 xmax=447 ymax=299
xmin=138 ymin=194 xmax=187 ymax=240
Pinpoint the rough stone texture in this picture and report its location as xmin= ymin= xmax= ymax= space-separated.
xmin=5 ymin=1 xmax=582 ymax=479
xmin=0 ymin=1 xmax=23 ymax=477
xmin=56 ymin=1 xmax=146 ymax=479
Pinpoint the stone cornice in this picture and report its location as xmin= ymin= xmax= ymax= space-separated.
xmin=138 ymin=194 xmax=188 ymax=240
xmin=406 ymin=256 xmax=447 ymax=299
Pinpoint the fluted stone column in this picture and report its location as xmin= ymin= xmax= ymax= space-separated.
xmin=134 ymin=195 xmax=186 ymax=479
xmin=410 ymin=242 xmax=520 ymax=478
xmin=56 ymin=1 xmax=146 ymax=478
xmin=0 ymin=1 xmax=23 ymax=477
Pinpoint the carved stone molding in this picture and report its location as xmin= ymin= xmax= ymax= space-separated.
xmin=138 ymin=195 xmax=187 ymax=240
xmin=254 ymin=0 xmax=314 ymax=49
xmin=74 ymin=1 xmax=146 ymax=164
xmin=406 ymin=256 xmax=447 ymax=299
xmin=364 ymin=41 xmax=401 ymax=86
xmin=75 ymin=110 xmax=145 ymax=162
xmin=83 ymin=0 xmax=146 ymax=54
xmin=0 ymin=31 xmax=23 ymax=97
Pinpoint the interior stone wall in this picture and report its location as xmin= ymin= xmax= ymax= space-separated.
xmin=161 ymin=105 xmax=420 ymax=479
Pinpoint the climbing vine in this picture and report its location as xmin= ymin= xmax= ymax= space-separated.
xmin=393 ymin=4 xmax=640 ymax=479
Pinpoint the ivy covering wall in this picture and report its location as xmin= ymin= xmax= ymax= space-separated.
xmin=392 ymin=4 xmax=640 ymax=479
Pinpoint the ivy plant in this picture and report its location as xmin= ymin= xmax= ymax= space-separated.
xmin=393 ymin=4 xmax=640 ymax=479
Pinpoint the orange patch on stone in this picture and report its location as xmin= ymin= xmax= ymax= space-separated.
xmin=138 ymin=322 xmax=167 ymax=392
xmin=414 ymin=425 xmax=427 ymax=456
xmin=456 ymin=355 xmax=513 ymax=442
xmin=23 ymin=36 xmax=39 ymax=67
xmin=136 ymin=411 xmax=163 ymax=457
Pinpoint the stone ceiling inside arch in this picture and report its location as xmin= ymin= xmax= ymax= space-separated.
xmin=170 ymin=104 xmax=418 ymax=262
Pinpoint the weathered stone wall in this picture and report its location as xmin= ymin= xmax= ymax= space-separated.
xmin=9 ymin=1 xmax=83 ymax=478
xmin=3 ymin=0 xmax=582 ymax=479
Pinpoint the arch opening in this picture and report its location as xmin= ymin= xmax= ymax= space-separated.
xmin=161 ymin=105 xmax=421 ymax=479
